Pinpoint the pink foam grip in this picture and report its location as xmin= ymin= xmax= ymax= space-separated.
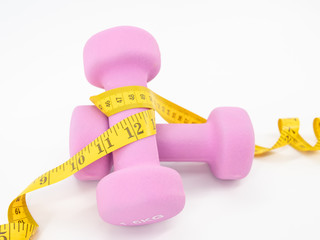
xmin=83 ymin=26 xmax=185 ymax=226
xmin=69 ymin=106 xmax=111 ymax=180
xmin=71 ymin=106 xmax=255 ymax=180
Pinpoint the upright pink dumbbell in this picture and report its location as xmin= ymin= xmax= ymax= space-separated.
xmin=70 ymin=106 xmax=255 ymax=180
xmin=81 ymin=26 xmax=185 ymax=226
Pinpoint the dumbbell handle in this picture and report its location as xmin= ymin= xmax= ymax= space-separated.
xmin=157 ymin=123 xmax=214 ymax=163
xmin=101 ymin=69 xmax=160 ymax=171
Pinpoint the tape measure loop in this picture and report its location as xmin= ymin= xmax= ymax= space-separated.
xmin=90 ymin=86 xmax=207 ymax=124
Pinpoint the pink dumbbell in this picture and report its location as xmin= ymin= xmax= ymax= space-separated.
xmin=78 ymin=26 xmax=185 ymax=226
xmin=70 ymin=106 xmax=255 ymax=180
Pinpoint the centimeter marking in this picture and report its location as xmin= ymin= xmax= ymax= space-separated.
xmin=0 ymin=222 xmax=35 ymax=240
xmin=90 ymin=86 xmax=207 ymax=124
xmin=1 ymin=109 xmax=156 ymax=240
xmin=19 ymin=110 xmax=156 ymax=196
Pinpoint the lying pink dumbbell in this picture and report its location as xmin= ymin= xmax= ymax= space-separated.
xmin=74 ymin=26 xmax=185 ymax=226
xmin=70 ymin=106 xmax=255 ymax=180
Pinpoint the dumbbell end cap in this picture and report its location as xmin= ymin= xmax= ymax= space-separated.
xmin=208 ymin=107 xmax=255 ymax=180
xmin=83 ymin=26 xmax=161 ymax=89
xmin=96 ymin=166 xmax=185 ymax=226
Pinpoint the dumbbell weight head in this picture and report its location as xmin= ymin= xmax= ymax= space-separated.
xmin=207 ymin=107 xmax=255 ymax=179
xmin=83 ymin=26 xmax=161 ymax=89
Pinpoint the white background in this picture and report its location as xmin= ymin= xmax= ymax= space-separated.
xmin=0 ymin=0 xmax=320 ymax=239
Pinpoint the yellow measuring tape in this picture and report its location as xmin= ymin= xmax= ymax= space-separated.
xmin=1 ymin=108 xmax=156 ymax=240
xmin=90 ymin=86 xmax=320 ymax=155
xmin=254 ymin=118 xmax=320 ymax=155
xmin=0 ymin=86 xmax=319 ymax=240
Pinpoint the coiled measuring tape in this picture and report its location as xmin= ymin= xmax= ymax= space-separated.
xmin=0 ymin=86 xmax=319 ymax=240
